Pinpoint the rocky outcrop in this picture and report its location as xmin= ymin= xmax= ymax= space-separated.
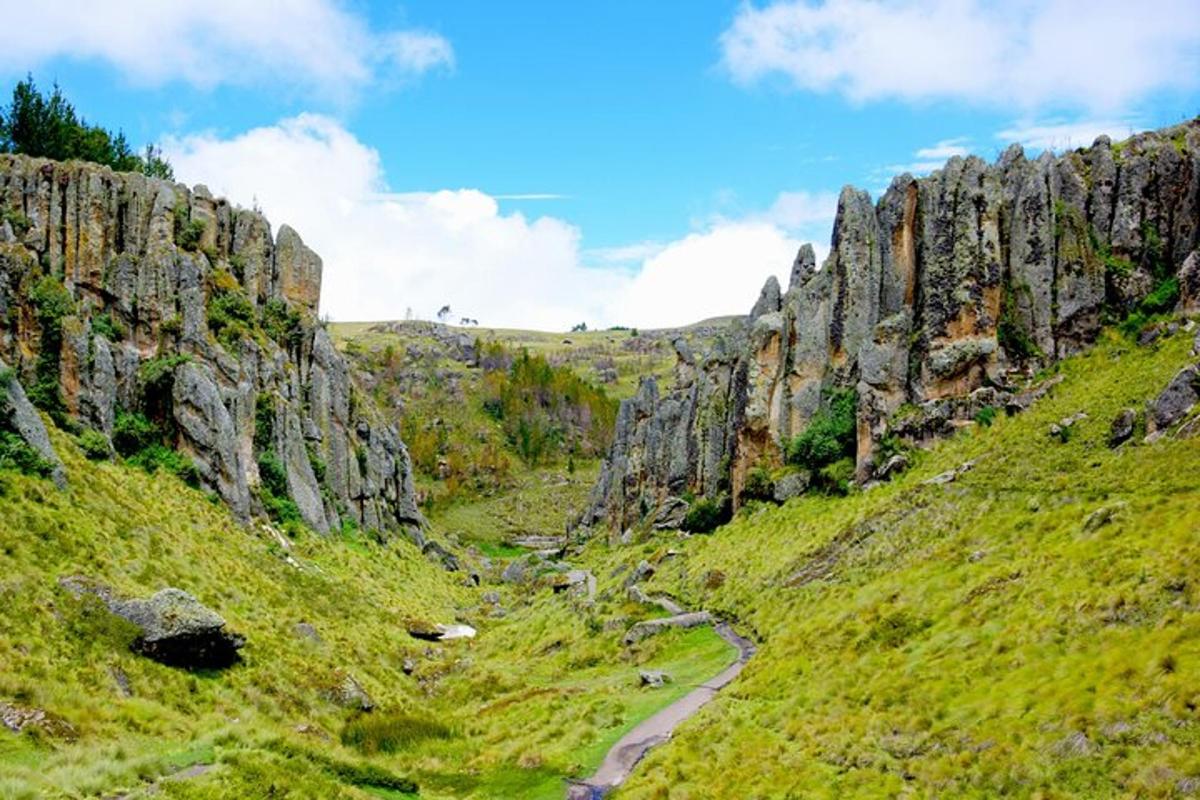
xmin=60 ymin=577 xmax=243 ymax=668
xmin=0 ymin=355 xmax=66 ymax=487
xmin=583 ymin=120 xmax=1200 ymax=532
xmin=0 ymin=154 xmax=422 ymax=536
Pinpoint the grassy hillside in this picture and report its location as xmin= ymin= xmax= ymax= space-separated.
xmin=612 ymin=327 xmax=1200 ymax=798
xmin=1 ymin=322 xmax=1197 ymax=799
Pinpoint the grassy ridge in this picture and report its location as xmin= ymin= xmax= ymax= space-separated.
xmin=615 ymin=329 xmax=1200 ymax=798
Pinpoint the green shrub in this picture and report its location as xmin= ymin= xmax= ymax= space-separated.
xmin=207 ymin=283 xmax=256 ymax=349
xmin=740 ymin=466 xmax=775 ymax=502
xmin=257 ymin=450 xmax=289 ymax=498
xmin=340 ymin=712 xmax=451 ymax=755
xmin=974 ymin=406 xmax=998 ymax=427
xmin=90 ymin=311 xmax=125 ymax=342
xmin=111 ymin=411 xmax=160 ymax=457
xmin=126 ymin=443 xmax=200 ymax=487
xmin=786 ymin=388 xmax=857 ymax=470
xmin=137 ymin=354 xmax=189 ymax=420
xmin=76 ymin=428 xmax=111 ymax=460
xmin=1139 ymin=277 xmax=1179 ymax=315
xmin=682 ymin=495 xmax=731 ymax=533
xmin=261 ymin=298 xmax=304 ymax=349
xmin=816 ymin=457 xmax=856 ymax=496
xmin=29 ymin=273 xmax=74 ymax=420
xmin=997 ymin=283 xmax=1041 ymax=361
xmin=0 ymin=430 xmax=55 ymax=477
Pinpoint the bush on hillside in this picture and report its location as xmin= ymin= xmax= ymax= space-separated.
xmin=786 ymin=388 xmax=857 ymax=471
xmin=341 ymin=712 xmax=451 ymax=755
xmin=682 ymin=494 xmax=731 ymax=533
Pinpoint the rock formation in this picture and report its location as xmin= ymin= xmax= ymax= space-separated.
xmin=582 ymin=120 xmax=1200 ymax=532
xmin=0 ymin=154 xmax=422 ymax=535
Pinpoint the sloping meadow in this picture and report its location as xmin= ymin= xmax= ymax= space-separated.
xmin=615 ymin=328 xmax=1200 ymax=798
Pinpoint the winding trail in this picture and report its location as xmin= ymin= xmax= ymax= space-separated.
xmin=567 ymin=621 xmax=756 ymax=799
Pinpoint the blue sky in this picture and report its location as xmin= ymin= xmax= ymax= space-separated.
xmin=2 ymin=1 xmax=1198 ymax=329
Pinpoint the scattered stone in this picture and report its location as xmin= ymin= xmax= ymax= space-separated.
xmin=436 ymin=624 xmax=477 ymax=640
xmin=1108 ymin=408 xmax=1138 ymax=448
xmin=923 ymin=458 xmax=979 ymax=486
xmin=501 ymin=559 xmax=527 ymax=584
xmin=1147 ymin=365 xmax=1200 ymax=436
xmin=1179 ymin=249 xmax=1200 ymax=314
xmin=619 ymin=528 xmax=636 ymax=546
xmin=1083 ymin=503 xmax=1125 ymax=532
xmin=1050 ymin=731 xmax=1096 ymax=759
xmin=1177 ymin=414 xmax=1200 ymax=440
xmin=325 ymin=674 xmax=374 ymax=711
xmin=422 ymin=540 xmax=460 ymax=572
xmin=639 ymin=670 xmax=670 ymax=688
xmin=623 ymin=560 xmax=655 ymax=588
xmin=1005 ymin=375 xmax=1065 ymax=415
xmin=481 ymin=591 xmax=500 ymax=605
xmin=624 ymin=611 xmax=713 ymax=645
xmin=0 ymin=701 xmax=77 ymax=739
xmin=772 ymin=470 xmax=811 ymax=502
xmin=1049 ymin=412 xmax=1088 ymax=439
xmin=59 ymin=578 xmax=243 ymax=669
xmin=294 ymin=622 xmax=322 ymax=642
xmin=652 ymin=497 xmax=689 ymax=530
xmin=401 ymin=658 xmax=417 ymax=675
xmin=110 ymin=665 xmax=133 ymax=698
xmin=876 ymin=454 xmax=909 ymax=481
xmin=553 ymin=570 xmax=597 ymax=600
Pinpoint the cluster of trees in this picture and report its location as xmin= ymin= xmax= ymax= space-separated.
xmin=0 ymin=76 xmax=173 ymax=179
xmin=479 ymin=342 xmax=617 ymax=467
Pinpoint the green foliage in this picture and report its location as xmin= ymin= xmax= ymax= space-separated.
xmin=1 ymin=207 xmax=30 ymax=236
xmin=341 ymin=712 xmax=452 ymax=755
xmin=206 ymin=269 xmax=256 ymax=349
xmin=112 ymin=411 xmax=160 ymax=458
xmin=997 ymin=282 xmax=1042 ymax=361
xmin=682 ymin=494 xmax=731 ymax=533
xmin=0 ymin=430 xmax=54 ymax=477
xmin=257 ymin=449 xmax=288 ymax=498
xmin=786 ymin=388 xmax=857 ymax=470
xmin=75 ymin=428 xmax=111 ymax=461
xmin=256 ymin=447 xmax=302 ymax=527
xmin=137 ymin=353 xmax=189 ymax=421
xmin=0 ymin=75 xmax=173 ymax=178
xmin=254 ymin=394 xmax=275 ymax=452
xmin=974 ymin=405 xmax=998 ymax=427
xmin=90 ymin=311 xmax=125 ymax=342
xmin=480 ymin=345 xmax=617 ymax=467
xmin=28 ymin=273 xmax=74 ymax=420
xmin=740 ymin=466 xmax=775 ymax=502
xmin=261 ymin=298 xmax=305 ymax=350
xmin=127 ymin=444 xmax=200 ymax=487
xmin=816 ymin=456 xmax=855 ymax=495
xmin=1118 ymin=277 xmax=1181 ymax=339
xmin=177 ymin=218 xmax=205 ymax=251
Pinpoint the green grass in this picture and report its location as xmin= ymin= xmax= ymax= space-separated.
xmin=2 ymin=322 xmax=1197 ymax=799
xmin=612 ymin=328 xmax=1200 ymax=798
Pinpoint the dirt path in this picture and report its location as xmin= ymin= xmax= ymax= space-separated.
xmin=567 ymin=621 xmax=756 ymax=799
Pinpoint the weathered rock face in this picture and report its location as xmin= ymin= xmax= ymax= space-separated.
xmin=583 ymin=120 xmax=1200 ymax=532
xmin=0 ymin=155 xmax=421 ymax=535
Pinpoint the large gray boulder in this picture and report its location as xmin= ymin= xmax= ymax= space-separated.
xmin=60 ymin=578 xmax=243 ymax=669
xmin=0 ymin=357 xmax=66 ymax=488
xmin=1147 ymin=365 xmax=1200 ymax=436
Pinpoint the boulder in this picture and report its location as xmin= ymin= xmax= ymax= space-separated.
xmin=0 ymin=702 xmax=76 ymax=739
xmin=0 ymin=357 xmax=66 ymax=488
xmin=876 ymin=454 xmax=909 ymax=481
xmin=639 ymin=670 xmax=670 ymax=688
xmin=772 ymin=471 xmax=810 ymax=502
xmin=624 ymin=611 xmax=713 ymax=645
xmin=60 ymin=578 xmax=244 ymax=669
xmin=553 ymin=569 xmax=597 ymax=600
xmin=623 ymin=560 xmax=655 ymax=588
xmin=501 ymin=559 xmax=528 ymax=584
xmin=422 ymin=540 xmax=461 ymax=572
xmin=1180 ymin=250 xmax=1200 ymax=314
xmin=1147 ymin=365 xmax=1200 ymax=436
xmin=1108 ymin=408 xmax=1138 ymax=448
xmin=325 ymin=673 xmax=374 ymax=711
xmin=652 ymin=496 xmax=689 ymax=530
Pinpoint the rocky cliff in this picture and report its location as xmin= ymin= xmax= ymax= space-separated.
xmin=0 ymin=154 xmax=422 ymax=535
xmin=582 ymin=120 xmax=1200 ymax=532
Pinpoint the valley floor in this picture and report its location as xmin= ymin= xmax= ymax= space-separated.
xmin=2 ymin=325 xmax=1199 ymax=799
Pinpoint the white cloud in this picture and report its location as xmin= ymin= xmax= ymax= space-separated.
xmin=0 ymin=1 xmax=452 ymax=96
xmin=914 ymin=138 xmax=971 ymax=161
xmin=996 ymin=119 xmax=1139 ymax=151
xmin=720 ymin=0 xmax=1200 ymax=113
xmin=164 ymin=115 xmax=831 ymax=330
